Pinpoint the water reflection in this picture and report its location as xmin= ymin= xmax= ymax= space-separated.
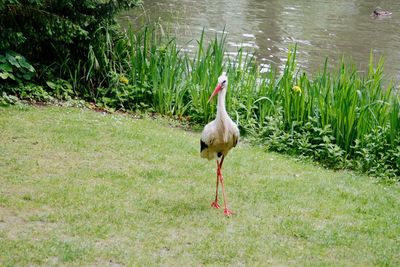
xmin=119 ymin=0 xmax=400 ymax=80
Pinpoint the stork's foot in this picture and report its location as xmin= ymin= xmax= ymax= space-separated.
xmin=224 ymin=208 xmax=235 ymax=216
xmin=211 ymin=201 xmax=220 ymax=209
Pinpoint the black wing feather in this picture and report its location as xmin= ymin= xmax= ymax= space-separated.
xmin=200 ymin=139 xmax=208 ymax=152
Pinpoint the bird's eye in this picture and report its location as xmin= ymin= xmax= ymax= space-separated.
xmin=222 ymin=80 xmax=226 ymax=84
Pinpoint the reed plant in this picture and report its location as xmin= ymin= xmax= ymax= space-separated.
xmin=113 ymin=24 xmax=399 ymax=178
xmin=185 ymin=29 xmax=226 ymax=122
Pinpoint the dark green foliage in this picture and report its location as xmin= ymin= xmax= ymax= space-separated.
xmin=0 ymin=50 xmax=39 ymax=99
xmin=46 ymin=79 xmax=74 ymax=100
xmin=353 ymin=128 xmax=400 ymax=180
xmin=0 ymin=0 xmax=139 ymax=88
xmin=0 ymin=51 xmax=35 ymax=82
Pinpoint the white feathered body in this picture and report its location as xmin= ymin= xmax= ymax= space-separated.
xmin=200 ymin=76 xmax=239 ymax=160
xmin=201 ymin=115 xmax=239 ymax=160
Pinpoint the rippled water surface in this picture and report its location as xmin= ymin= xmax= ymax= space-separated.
xmin=119 ymin=0 xmax=400 ymax=79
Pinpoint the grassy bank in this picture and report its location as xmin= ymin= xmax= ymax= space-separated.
xmin=1 ymin=105 xmax=399 ymax=265
xmin=3 ymin=24 xmax=399 ymax=179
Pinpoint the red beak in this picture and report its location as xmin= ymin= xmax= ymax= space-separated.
xmin=208 ymin=84 xmax=222 ymax=102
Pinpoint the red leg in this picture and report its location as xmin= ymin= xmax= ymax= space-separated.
xmin=211 ymin=160 xmax=220 ymax=209
xmin=219 ymin=171 xmax=234 ymax=216
xmin=218 ymin=156 xmax=235 ymax=216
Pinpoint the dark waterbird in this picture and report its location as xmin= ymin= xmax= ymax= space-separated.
xmin=372 ymin=8 xmax=392 ymax=17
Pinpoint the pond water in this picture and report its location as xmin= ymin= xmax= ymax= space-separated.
xmin=119 ymin=0 xmax=400 ymax=80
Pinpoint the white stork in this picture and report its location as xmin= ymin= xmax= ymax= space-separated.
xmin=200 ymin=73 xmax=240 ymax=216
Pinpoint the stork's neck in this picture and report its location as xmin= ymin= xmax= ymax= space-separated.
xmin=216 ymin=89 xmax=228 ymax=119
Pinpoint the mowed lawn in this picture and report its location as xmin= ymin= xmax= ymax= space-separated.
xmin=0 ymin=105 xmax=399 ymax=266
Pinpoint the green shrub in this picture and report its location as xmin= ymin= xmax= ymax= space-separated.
xmin=353 ymin=128 xmax=400 ymax=179
xmin=0 ymin=51 xmax=35 ymax=84
xmin=0 ymin=0 xmax=139 ymax=93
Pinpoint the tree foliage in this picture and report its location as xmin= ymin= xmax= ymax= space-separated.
xmin=0 ymin=0 xmax=139 ymax=82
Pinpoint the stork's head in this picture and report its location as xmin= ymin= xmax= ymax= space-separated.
xmin=208 ymin=73 xmax=228 ymax=102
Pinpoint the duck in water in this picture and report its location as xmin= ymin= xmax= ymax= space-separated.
xmin=372 ymin=8 xmax=392 ymax=17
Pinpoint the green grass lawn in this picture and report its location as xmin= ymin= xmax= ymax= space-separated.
xmin=1 ymin=105 xmax=399 ymax=266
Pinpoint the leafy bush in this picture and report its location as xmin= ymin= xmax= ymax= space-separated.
xmin=0 ymin=92 xmax=20 ymax=106
xmin=353 ymin=128 xmax=400 ymax=179
xmin=0 ymin=51 xmax=35 ymax=83
xmin=0 ymin=0 xmax=139 ymax=91
xmin=46 ymin=79 xmax=74 ymax=100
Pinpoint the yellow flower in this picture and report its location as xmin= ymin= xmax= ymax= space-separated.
xmin=292 ymin=85 xmax=302 ymax=94
xmin=119 ymin=75 xmax=129 ymax=85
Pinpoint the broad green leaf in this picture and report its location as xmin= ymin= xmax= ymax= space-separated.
xmin=46 ymin=81 xmax=56 ymax=89
xmin=0 ymin=72 xmax=15 ymax=80
xmin=19 ymin=59 xmax=35 ymax=73
xmin=64 ymin=82 xmax=73 ymax=90
xmin=0 ymin=72 xmax=8 ymax=79
xmin=6 ymin=53 xmax=20 ymax=68
xmin=23 ymin=72 xmax=34 ymax=80
xmin=0 ymin=63 xmax=13 ymax=72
